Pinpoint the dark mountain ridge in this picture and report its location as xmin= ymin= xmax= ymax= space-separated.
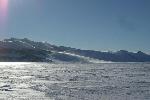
xmin=0 ymin=38 xmax=150 ymax=63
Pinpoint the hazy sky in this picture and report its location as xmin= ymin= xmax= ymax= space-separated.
xmin=0 ymin=0 xmax=150 ymax=53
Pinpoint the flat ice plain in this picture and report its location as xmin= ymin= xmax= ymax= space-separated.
xmin=0 ymin=62 xmax=150 ymax=100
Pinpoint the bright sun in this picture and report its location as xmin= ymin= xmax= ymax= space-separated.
xmin=0 ymin=0 xmax=8 ymax=25
xmin=0 ymin=0 xmax=8 ymax=10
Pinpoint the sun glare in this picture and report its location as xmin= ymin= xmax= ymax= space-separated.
xmin=0 ymin=62 xmax=31 ymax=65
xmin=0 ymin=0 xmax=8 ymax=12
xmin=0 ymin=0 xmax=8 ymax=24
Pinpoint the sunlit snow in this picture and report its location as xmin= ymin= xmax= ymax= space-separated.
xmin=0 ymin=62 xmax=150 ymax=100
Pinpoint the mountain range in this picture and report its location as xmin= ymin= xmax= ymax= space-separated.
xmin=0 ymin=38 xmax=150 ymax=63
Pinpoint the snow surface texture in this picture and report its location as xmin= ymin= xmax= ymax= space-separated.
xmin=0 ymin=62 xmax=150 ymax=100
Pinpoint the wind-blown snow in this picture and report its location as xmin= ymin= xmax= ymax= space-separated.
xmin=58 ymin=51 xmax=112 ymax=63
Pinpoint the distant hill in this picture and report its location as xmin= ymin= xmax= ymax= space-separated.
xmin=0 ymin=38 xmax=150 ymax=63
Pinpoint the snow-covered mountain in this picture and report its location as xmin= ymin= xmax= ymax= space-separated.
xmin=0 ymin=38 xmax=150 ymax=63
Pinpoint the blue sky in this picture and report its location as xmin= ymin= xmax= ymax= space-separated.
xmin=0 ymin=0 xmax=150 ymax=53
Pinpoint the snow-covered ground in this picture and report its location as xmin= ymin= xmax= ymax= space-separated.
xmin=0 ymin=62 xmax=150 ymax=100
